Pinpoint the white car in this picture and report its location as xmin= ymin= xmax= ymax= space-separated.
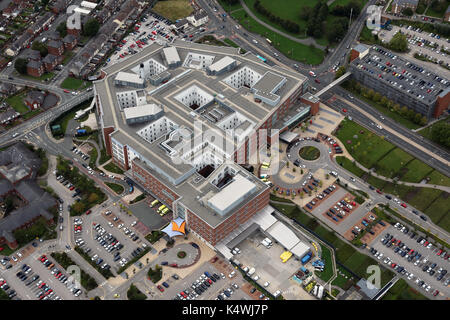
xmin=11 ymin=256 xmax=18 ymax=262
xmin=263 ymin=281 xmax=270 ymax=287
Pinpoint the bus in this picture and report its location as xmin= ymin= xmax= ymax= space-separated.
xmin=157 ymin=205 xmax=166 ymax=212
xmin=309 ymin=71 xmax=316 ymax=77
xmin=256 ymin=55 xmax=267 ymax=63
xmin=265 ymin=38 xmax=272 ymax=44
xmin=150 ymin=200 xmax=159 ymax=207
xmin=161 ymin=207 xmax=170 ymax=215
xmin=262 ymin=162 xmax=270 ymax=167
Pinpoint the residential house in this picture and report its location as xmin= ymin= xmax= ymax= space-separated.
xmin=27 ymin=60 xmax=44 ymax=77
xmin=27 ymin=12 xmax=54 ymax=36
xmin=0 ymin=108 xmax=20 ymax=125
xmin=0 ymin=143 xmax=55 ymax=249
xmin=47 ymin=31 xmax=61 ymax=41
xmin=96 ymin=8 xmax=111 ymax=24
xmin=0 ymin=82 xmax=17 ymax=95
xmin=63 ymin=34 xmax=78 ymax=51
xmin=51 ymin=0 xmax=71 ymax=14
xmin=47 ymin=40 xmax=64 ymax=56
xmin=391 ymin=0 xmax=419 ymax=14
xmin=5 ymin=33 xmax=33 ymax=56
xmin=445 ymin=5 xmax=450 ymax=22
xmin=23 ymin=49 xmax=42 ymax=62
xmin=24 ymin=91 xmax=45 ymax=110
xmin=42 ymin=54 xmax=60 ymax=72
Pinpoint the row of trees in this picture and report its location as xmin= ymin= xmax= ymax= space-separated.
xmin=345 ymin=80 xmax=428 ymax=126
xmin=56 ymin=156 xmax=106 ymax=215
xmin=388 ymin=32 xmax=408 ymax=52
xmin=254 ymin=0 xmax=300 ymax=34
xmin=301 ymin=1 xmax=329 ymax=39
xmin=330 ymin=0 xmax=362 ymax=17
xmin=127 ymin=284 xmax=147 ymax=300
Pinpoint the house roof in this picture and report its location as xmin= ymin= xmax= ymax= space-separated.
xmin=27 ymin=60 xmax=43 ymax=69
xmin=48 ymin=40 xmax=63 ymax=49
xmin=63 ymin=34 xmax=76 ymax=43
xmin=24 ymin=90 xmax=45 ymax=104
xmin=43 ymin=54 xmax=58 ymax=64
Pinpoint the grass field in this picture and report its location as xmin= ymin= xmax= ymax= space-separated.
xmin=104 ymin=162 xmax=124 ymax=174
xmin=335 ymin=120 xmax=450 ymax=187
xmin=315 ymin=245 xmax=334 ymax=282
xmin=230 ymin=8 xmax=324 ymax=65
xmin=152 ymin=0 xmax=193 ymax=22
xmin=61 ymin=77 xmax=90 ymax=90
xmin=335 ymin=119 xmax=395 ymax=168
xmin=375 ymin=148 xmax=414 ymax=179
xmin=299 ymin=146 xmax=320 ymax=160
xmin=400 ymin=159 xmax=434 ymax=183
xmin=336 ymin=156 xmax=365 ymax=177
xmin=383 ymin=279 xmax=428 ymax=300
xmin=6 ymin=92 xmax=29 ymax=114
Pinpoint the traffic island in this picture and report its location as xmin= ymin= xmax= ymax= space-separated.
xmin=299 ymin=146 xmax=320 ymax=161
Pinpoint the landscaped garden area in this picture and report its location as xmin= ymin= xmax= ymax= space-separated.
xmin=335 ymin=119 xmax=450 ymax=232
xmin=103 ymin=162 xmax=125 ymax=174
xmin=127 ymin=284 xmax=147 ymax=300
xmin=61 ymin=77 xmax=92 ymax=90
xmin=299 ymin=146 xmax=320 ymax=161
xmin=147 ymin=265 xmax=163 ymax=283
xmin=56 ymin=156 xmax=106 ymax=216
xmin=105 ymin=182 xmax=124 ymax=195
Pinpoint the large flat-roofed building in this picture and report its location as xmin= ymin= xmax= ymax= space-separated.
xmin=94 ymin=41 xmax=308 ymax=247
xmin=349 ymin=45 xmax=450 ymax=119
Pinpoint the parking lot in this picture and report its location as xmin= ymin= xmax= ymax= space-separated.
xmin=158 ymin=261 xmax=249 ymax=300
xmin=2 ymin=252 xmax=83 ymax=300
xmin=370 ymin=224 xmax=450 ymax=299
xmin=234 ymin=230 xmax=304 ymax=298
xmin=378 ymin=25 xmax=450 ymax=76
xmin=108 ymin=13 xmax=176 ymax=65
xmin=73 ymin=210 xmax=147 ymax=275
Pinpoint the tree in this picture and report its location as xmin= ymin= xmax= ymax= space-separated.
xmin=334 ymin=66 xmax=347 ymax=79
xmin=32 ymin=41 xmax=48 ymax=57
xmin=57 ymin=22 xmax=67 ymax=38
xmin=88 ymin=193 xmax=99 ymax=203
xmin=83 ymin=18 xmax=100 ymax=37
xmin=14 ymin=58 xmax=28 ymax=74
xmin=402 ymin=7 xmax=414 ymax=16
xmin=388 ymin=32 xmax=408 ymax=52
xmin=430 ymin=121 xmax=450 ymax=148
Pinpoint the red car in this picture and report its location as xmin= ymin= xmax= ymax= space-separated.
xmin=342 ymin=109 xmax=347 ymax=113
xmin=314 ymin=79 xmax=320 ymax=84
xmin=211 ymin=257 xmax=218 ymax=263
xmin=433 ymin=290 xmax=439 ymax=296
xmin=63 ymin=89 xmax=70 ymax=93
xmin=207 ymin=279 xmax=212 ymax=284
xmin=437 ymin=249 xmax=443 ymax=256
xmin=85 ymin=210 xmax=91 ymax=215
xmin=391 ymin=263 xmax=396 ymax=268
xmin=351 ymin=201 xmax=356 ymax=206
xmin=376 ymin=189 xmax=382 ymax=194
xmin=69 ymin=186 xmax=75 ymax=191
xmin=401 ymin=203 xmax=407 ymax=208
xmin=157 ymin=285 xmax=164 ymax=292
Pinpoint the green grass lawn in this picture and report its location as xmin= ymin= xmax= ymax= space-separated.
xmin=423 ymin=192 xmax=450 ymax=230
xmin=6 ymin=92 xmax=29 ymax=114
xmin=104 ymin=162 xmax=124 ymax=174
xmin=400 ymin=159 xmax=434 ymax=183
xmin=152 ymin=0 xmax=193 ymax=21
xmin=231 ymin=8 xmax=324 ymax=65
xmin=105 ymin=182 xmax=124 ymax=195
xmin=316 ymin=245 xmax=334 ymax=282
xmin=335 ymin=119 xmax=395 ymax=168
xmin=61 ymin=77 xmax=89 ymax=90
xmin=218 ymin=0 xmax=243 ymax=12
xmin=428 ymin=170 xmax=450 ymax=187
xmin=383 ymin=279 xmax=428 ymax=300
xmin=335 ymin=156 xmax=366 ymax=177
xmin=62 ymin=51 xmax=74 ymax=65
xmin=374 ymin=148 xmax=414 ymax=179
